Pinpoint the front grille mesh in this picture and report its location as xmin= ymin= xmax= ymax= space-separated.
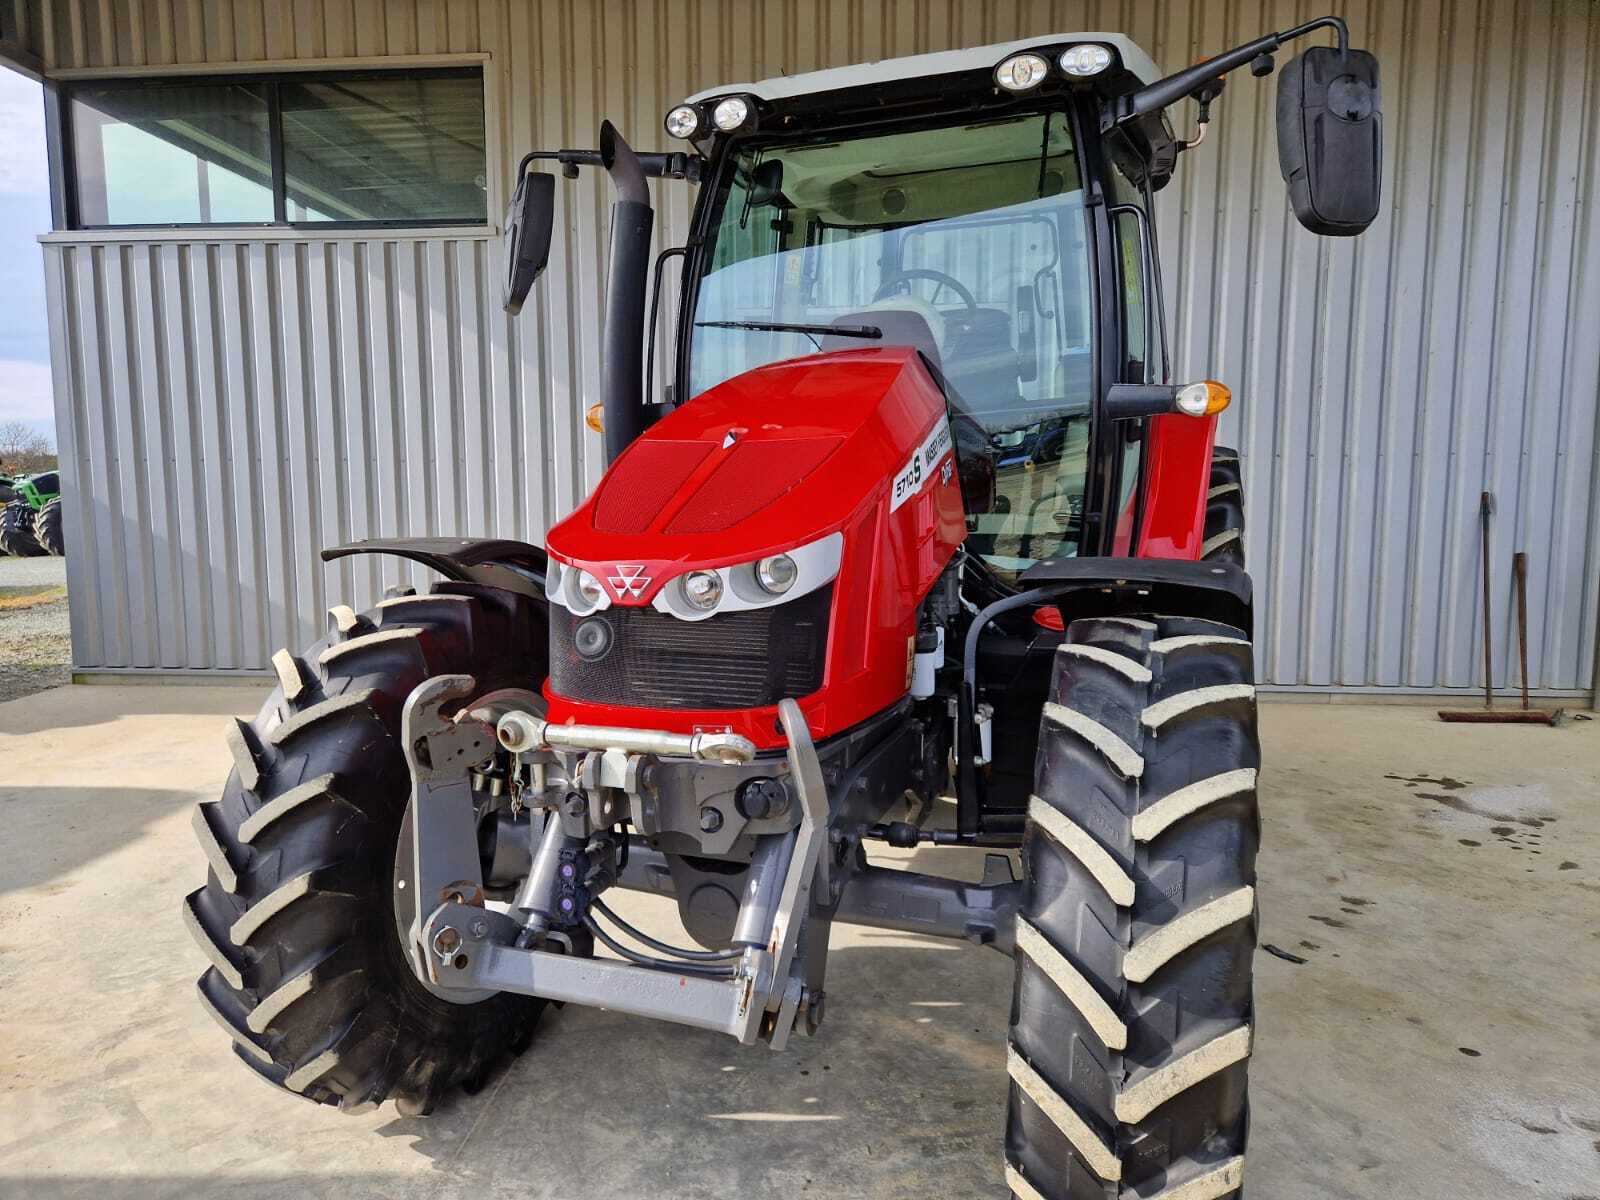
xmin=550 ymin=585 xmax=832 ymax=710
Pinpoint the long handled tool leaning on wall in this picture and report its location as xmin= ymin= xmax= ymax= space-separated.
xmin=1439 ymin=492 xmax=1558 ymax=726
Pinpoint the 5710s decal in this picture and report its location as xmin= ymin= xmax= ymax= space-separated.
xmin=889 ymin=418 xmax=954 ymax=513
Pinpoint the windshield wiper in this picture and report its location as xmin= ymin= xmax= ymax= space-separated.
xmin=695 ymin=319 xmax=882 ymax=340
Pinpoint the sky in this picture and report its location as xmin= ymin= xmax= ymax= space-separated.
xmin=0 ymin=66 xmax=54 ymax=445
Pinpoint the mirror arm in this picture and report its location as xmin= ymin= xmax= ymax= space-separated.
xmin=516 ymin=148 xmax=702 ymax=182
xmin=1107 ymin=13 xmax=1349 ymax=129
xmin=1104 ymin=383 xmax=1178 ymax=420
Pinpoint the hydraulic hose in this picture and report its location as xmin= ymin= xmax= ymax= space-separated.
xmin=581 ymin=914 xmax=736 ymax=978
xmin=590 ymin=898 xmax=744 ymax=961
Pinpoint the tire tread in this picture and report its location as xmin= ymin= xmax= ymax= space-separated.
xmin=1007 ymin=613 xmax=1259 ymax=1199
xmin=184 ymin=582 xmax=549 ymax=1114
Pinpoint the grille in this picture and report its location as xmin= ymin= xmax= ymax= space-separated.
xmin=592 ymin=441 xmax=714 ymax=533
xmin=550 ymin=585 xmax=832 ymax=710
xmin=664 ymin=437 xmax=842 ymax=534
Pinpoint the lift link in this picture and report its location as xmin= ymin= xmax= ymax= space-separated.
xmin=496 ymin=708 xmax=758 ymax=765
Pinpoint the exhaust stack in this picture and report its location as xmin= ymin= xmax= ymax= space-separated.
xmin=598 ymin=121 xmax=653 ymax=464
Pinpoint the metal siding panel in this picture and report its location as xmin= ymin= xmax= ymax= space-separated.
xmin=275 ymin=242 xmax=316 ymax=652
xmin=215 ymin=244 xmax=260 ymax=665
xmin=101 ymin=245 xmax=153 ymax=664
xmin=425 ymin=239 xmax=459 ymax=537
xmin=44 ymin=245 xmax=100 ymax=667
xmin=159 ymin=243 xmax=210 ymax=668
xmin=128 ymin=243 xmax=183 ymax=667
xmin=73 ymin=244 xmax=119 ymax=665
xmin=172 ymin=0 xmax=206 ymax=63
xmin=307 ymin=241 xmax=345 ymax=631
xmin=364 ymin=241 xmax=402 ymax=597
xmin=189 ymin=243 xmax=239 ymax=668
xmin=456 ymin=240 xmax=488 ymax=535
xmin=1565 ymin=8 xmax=1600 ymax=692
xmin=332 ymin=241 xmax=372 ymax=605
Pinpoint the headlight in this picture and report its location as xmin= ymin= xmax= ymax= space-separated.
xmin=994 ymin=53 xmax=1049 ymax=92
xmin=574 ymin=570 xmax=605 ymax=607
xmin=649 ymin=532 xmax=844 ymax=621
xmin=1059 ymin=44 xmax=1113 ymax=76
xmin=755 ymin=553 xmax=798 ymax=595
xmin=664 ymin=104 xmax=699 ymax=139
xmin=573 ymin=616 xmax=613 ymax=660
xmin=712 ymin=96 xmax=750 ymax=132
xmin=682 ymin=570 xmax=724 ymax=610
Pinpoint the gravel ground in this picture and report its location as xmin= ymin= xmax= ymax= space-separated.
xmin=0 ymin=555 xmax=70 ymax=702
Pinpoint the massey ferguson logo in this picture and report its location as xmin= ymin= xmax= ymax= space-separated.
xmin=606 ymin=563 xmax=652 ymax=598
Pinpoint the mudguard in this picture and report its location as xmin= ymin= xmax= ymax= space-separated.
xmin=1019 ymin=554 xmax=1252 ymax=633
xmin=959 ymin=556 xmax=1253 ymax=833
xmin=321 ymin=537 xmax=549 ymax=602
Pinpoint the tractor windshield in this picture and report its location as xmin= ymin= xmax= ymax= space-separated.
xmin=688 ymin=110 xmax=1094 ymax=574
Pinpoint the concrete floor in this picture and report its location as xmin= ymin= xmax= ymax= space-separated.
xmin=1 ymin=686 xmax=1597 ymax=1199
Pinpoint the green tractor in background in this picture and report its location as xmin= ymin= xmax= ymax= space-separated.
xmin=0 ymin=471 xmax=63 ymax=557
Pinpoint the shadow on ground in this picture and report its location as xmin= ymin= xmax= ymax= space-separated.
xmin=370 ymin=939 xmax=1007 ymax=1199
xmin=0 ymin=681 xmax=257 ymax=736
xmin=0 ymin=786 xmax=198 ymax=896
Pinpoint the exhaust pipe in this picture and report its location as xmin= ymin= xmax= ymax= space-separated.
xmin=598 ymin=121 xmax=653 ymax=464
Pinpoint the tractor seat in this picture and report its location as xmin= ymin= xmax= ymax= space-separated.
xmin=941 ymin=306 xmax=1024 ymax=420
xmin=821 ymin=308 xmax=944 ymax=375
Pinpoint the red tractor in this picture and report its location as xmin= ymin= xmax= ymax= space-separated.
xmin=186 ymin=19 xmax=1380 ymax=1198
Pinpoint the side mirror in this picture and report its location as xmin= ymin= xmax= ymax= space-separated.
xmin=502 ymin=170 xmax=555 ymax=314
xmin=747 ymin=159 xmax=787 ymax=207
xmin=1276 ymin=46 xmax=1382 ymax=236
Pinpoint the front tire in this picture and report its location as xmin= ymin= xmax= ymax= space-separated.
xmin=183 ymin=582 xmax=548 ymax=1113
xmin=1202 ymin=448 xmax=1245 ymax=567
xmin=35 ymin=497 xmax=64 ymax=556
xmin=0 ymin=499 xmax=45 ymax=556
xmin=1006 ymin=615 xmax=1259 ymax=1199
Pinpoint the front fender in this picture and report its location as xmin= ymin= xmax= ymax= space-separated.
xmin=321 ymin=536 xmax=549 ymax=603
xmin=1018 ymin=554 xmax=1252 ymax=634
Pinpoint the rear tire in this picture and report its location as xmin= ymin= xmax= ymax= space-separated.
xmin=183 ymin=582 xmax=549 ymax=1114
xmin=1006 ymin=614 xmax=1259 ymax=1199
xmin=0 ymin=499 xmax=45 ymax=556
xmin=35 ymin=497 xmax=64 ymax=556
xmin=1202 ymin=447 xmax=1245 ymax=567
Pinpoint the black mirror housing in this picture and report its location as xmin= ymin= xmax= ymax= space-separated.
xmin=502 ymin=170 xmax=556 ymax=314
xmin=1276 ymin=46 xmax=1382 ymax=236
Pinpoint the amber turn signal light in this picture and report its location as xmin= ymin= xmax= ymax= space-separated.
xmin=1175 ymin=380 xmax=1230 ymax=417
xmin=585 ymin=403 xmax=605 ymax=433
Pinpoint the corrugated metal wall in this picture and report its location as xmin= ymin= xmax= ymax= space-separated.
xmin=10 ymin=0 xmax=1600 ymax=693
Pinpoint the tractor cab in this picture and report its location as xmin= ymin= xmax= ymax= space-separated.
xmin=672 ymin=36 xmax=1172 ymax=578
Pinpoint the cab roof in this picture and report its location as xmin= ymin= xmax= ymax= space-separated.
xmin=685 ymin=33 xmax=1159 ymax=105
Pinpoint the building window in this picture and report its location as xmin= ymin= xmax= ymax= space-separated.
xmin=65 ymin=67 xmax=486 ymax=229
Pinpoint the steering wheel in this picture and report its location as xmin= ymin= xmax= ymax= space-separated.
xmin=873 ymin=268 xmax=979 ymax=310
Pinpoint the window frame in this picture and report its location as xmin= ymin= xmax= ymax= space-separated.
xmin=60 ymin=64 xmax=490 ymax=232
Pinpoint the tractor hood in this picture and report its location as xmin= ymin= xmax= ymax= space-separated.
xmin=545 ymin=346 xmax=956 ymax=607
